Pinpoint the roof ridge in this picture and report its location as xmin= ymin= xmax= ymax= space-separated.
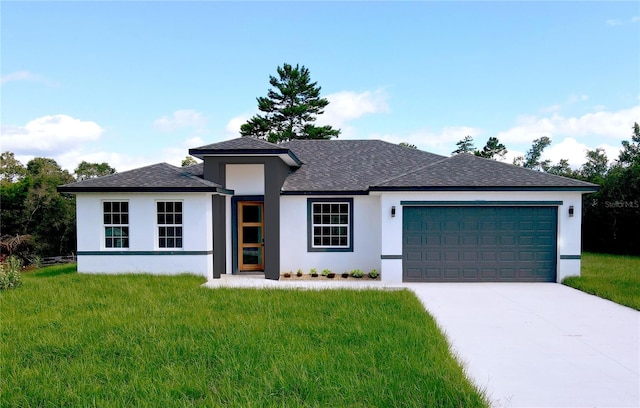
xmin=370 ymin=155 xmax=451 ymax=187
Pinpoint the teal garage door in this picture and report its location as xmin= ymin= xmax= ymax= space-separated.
xmin=403 ymin=206 xmax=557 ymax=282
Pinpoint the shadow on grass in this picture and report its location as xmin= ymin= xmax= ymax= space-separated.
xmin=26 ymin=264 xmax=77 ymax=278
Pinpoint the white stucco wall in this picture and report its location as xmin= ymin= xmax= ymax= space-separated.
xmin=279 ymin=195 xmax=381 ymax=275
xmin=75 ymin=192 xmax=214 ymax=278
xmin=377 ymin=191 xmax=586 ymax=283
xmin=226 ymin=164 xmax=264 ymax=196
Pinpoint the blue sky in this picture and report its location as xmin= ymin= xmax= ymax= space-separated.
xmin=2 ymin=1 xmax=639 ymax=172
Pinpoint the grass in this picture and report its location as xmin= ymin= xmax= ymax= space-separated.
xmin=1 ymin=265 xmax=488 ymax=407
xmin=563 ymin=252 xmax=640 ymax=310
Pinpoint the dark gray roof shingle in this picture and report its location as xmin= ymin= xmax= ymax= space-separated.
xmin=371 ymin=153 xmax=598 ymax=190
xmin=191 ymin=137 xmax=282 ymax=151
xmin=279 ymin=140 xmax=446 ymax=192
xmin=58 ymin=163 xmax=222 ymax=193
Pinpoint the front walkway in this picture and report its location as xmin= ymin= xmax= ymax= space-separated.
xmin=203 ymin=276 xmax=640 ymax=408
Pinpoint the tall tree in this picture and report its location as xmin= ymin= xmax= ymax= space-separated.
xmin=513 ymin=136 xmax=552 ymax=170
xmin=582 ymin=123 xmax=640 ymax=255
xmin=181 ymin=156 xmax=199 ymax=167
xmin=580 ymin=148 xmax=609 ymax=183
xmin=74 ymin=161 xmax=116 ymax=181
xmin=475 ymin=137 xmax=507 ymax=159
xmin=451 ymin=135 xmax=476 ymax=154
xmin=240 ymin=63 xmax=340 ymax=143
xmin=618 ymin=122 xmax=640 ymax=166
xmin=22 ymin=158 xmax=76 ymax=256
xmin=0 ymin=152 xmax=26 ymax=183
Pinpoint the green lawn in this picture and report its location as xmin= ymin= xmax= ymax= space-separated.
xmin=563 ymin=252 xmax=640 ymax=310
xmin=1 ymin=265 xmax=487 ymax=407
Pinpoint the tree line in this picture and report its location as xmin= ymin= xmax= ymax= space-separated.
xmin=451 ymin=124 xmax=640 ymax=255
xmin=0 ymin=154 xmax=114 ymax=262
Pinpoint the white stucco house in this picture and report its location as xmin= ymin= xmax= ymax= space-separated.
xmin=58 ymin=137 xmax=598 ymax=283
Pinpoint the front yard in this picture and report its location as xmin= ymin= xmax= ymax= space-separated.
xmin=563 ymin=252 xmax=640 ymax=310
xmin=1 ymin=265 xmax=488 ymax=407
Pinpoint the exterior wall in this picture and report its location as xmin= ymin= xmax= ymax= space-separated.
xmin=377 ymin=191 xmax=585 ymax=283
xmin=279 ymin=195 xmax=381 ymax=274
xmin=226 ymin=164 xmax=265 ymax=195
xmin=205 ymin=156 xmax=289 ymax=279
xmin=76 ymin=192 xmax=214 ymax=279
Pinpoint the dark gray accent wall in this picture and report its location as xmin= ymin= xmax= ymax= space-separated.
xmin=204 ymin=156 xmax=290 ymax=280
xmin=211 ymin=194 xmax=226 ymax=278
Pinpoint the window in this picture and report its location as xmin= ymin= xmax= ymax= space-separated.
xmin=308 ymin=198 xmax=353 ymax=252
xmin=157 ymin=201 xmax=183 ymax=248
xmin=103 ymin=201 xmax=129 ymax=248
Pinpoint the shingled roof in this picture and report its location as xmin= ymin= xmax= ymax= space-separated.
xmin=58 ymin=162 xmax=225 ymax=193
xmin=279 ymin=139 xmax=446 ymax=193
xmin=370 ymin=153 xmax=598 ymax=191
xmin=59 ymin=139 xmax=598 ymax=194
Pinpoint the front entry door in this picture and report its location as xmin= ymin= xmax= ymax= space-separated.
xmin=238 ymin=201 xmax=264 ymax=271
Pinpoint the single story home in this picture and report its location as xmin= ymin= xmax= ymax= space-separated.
xmin=58 ymin=137 xmax=597 ymax=283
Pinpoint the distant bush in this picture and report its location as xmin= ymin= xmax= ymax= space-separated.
xmin=0 ymin=256 xmax=23 ymax=290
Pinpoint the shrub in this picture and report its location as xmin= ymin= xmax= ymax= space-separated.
xmin=322 ymin=269 xmax=331 ymax=276
xmin=296 ymin=269 xmax=303 ymax=277
xmin=310 ymin=268 xmax=318 ymax=277
xmin=369 ymin=269 xmax=379 ymax=279
xmin=0 ymin=256 xmax=23 ymax=290
xmin=350 ymin=269 xmax=364 ymax=278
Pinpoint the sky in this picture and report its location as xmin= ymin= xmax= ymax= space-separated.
xmin=2 ymin=1 xmax=639 ymax=173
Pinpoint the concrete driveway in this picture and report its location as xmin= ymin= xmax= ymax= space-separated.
xmin=406 ymin=283 xmax=640 ymax=408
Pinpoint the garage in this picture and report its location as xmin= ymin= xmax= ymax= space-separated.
xmin=403 ymin=205 xmax=557 ymax=282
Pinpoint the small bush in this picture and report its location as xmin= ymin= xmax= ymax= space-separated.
xmin=310 ymin=268 xmax=318 ymax=277
xmin=0 ymin=256 xmax=23 ymax=290
xmin=350 ymin=269 xmax=364 ymax=278
xmin=322 ymin=269 xmax=331 ymax=276
xmin=296 ymin=269 xmax=303 ymax=277
xmin=369 ymin=269 xmax=379 ymax=279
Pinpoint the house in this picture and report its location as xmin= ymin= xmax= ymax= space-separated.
xmin=58 ymin=137 xmax=598 ymax=283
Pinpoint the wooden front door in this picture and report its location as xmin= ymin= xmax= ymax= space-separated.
xmin=238 ymin=201 xmax=264 ymax=271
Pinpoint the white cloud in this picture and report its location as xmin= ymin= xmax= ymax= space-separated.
xmin=496 ymin=106 xmax=640 ymax=144
xmin=0 ymin=70 xmax=59 ymax=87
xmin=606 ymin=19 xmax=623 ymax=26
xmin=224 ymin=114 xmax=249 ymax=138
xmin=632 ymin=16 xmax=640 ymax=23
xmin=317 ymin=89 xmax=390 ymax=128
xmin=153 ymin=109 xmax=207 ymax=132
xmin=1 ymin=115 xmax=104 ymax=155
xmin=374 ymin=126 xmax=483 ymax=156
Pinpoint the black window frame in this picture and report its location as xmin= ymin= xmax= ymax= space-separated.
xmin=157 ymin=201 xmax=183 ymax=249
xmin=307 ymin=198 xmax=353 ymax=252
xmin=103 ymin=201 xmax=129 ymax=249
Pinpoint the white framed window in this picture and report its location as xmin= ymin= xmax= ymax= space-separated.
xmin=307 ymin=198 xmax=353 ymax=252
xmin=103 ymin=201 xmax=129 ymax=248
xmin=157 ymin=201 xmax=183 ymax=248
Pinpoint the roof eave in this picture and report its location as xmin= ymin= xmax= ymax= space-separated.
xmin=368 ymin=186 xmax=600 ymax=192
xmin=188 ymin=148 xmax=302 ymax=167
xmin=57 ymin=186 xmax=233 ymax=194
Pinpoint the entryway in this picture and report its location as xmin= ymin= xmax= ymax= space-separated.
xmin=238 ymin=201 xmax=264 ymax=272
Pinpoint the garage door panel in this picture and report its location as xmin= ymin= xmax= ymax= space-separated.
xmin=403 ymin=206 xmax=557 ymax=282
xmin=406 ymin=251 xmax=422 ymax=261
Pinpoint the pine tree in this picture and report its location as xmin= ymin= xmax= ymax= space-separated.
xmin=240 ymin=63 xmax=340 ymax=143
